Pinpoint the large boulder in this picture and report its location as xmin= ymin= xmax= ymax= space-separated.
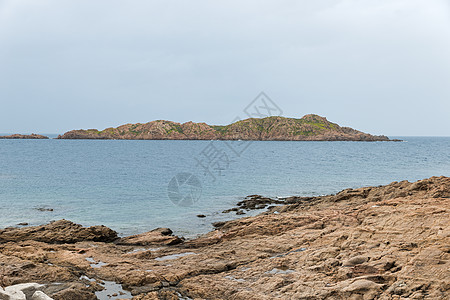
xmin=0 ymin=283 xmax=54 ymax=300
xmin=0 ymin=220 xmax=118 ymax=244
xmin=31 ymin=291 xmax=53 ymax=300
xmin=4 ymin=283 xmax=42 ymax=299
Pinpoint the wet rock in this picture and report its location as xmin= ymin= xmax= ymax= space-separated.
xmin=236 ymin=195 xmax=285 ymax=210
xmin=196 ymin=215 xmax=206 ymax=218
xmin=35 ymin=208 xmax=53 ymax=212
xmin=222 ymin=195 xmax=288 ymax=215
xmin=212 ymin=221 xmax=226 ymax=228
xmin=222 ymin=207 xmax=239 ymax=213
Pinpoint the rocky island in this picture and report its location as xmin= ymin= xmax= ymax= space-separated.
xmin=0 ymin=134 xmax=49 ymax=139
xmin=57 ymin=114 xmax=395 ymax=141
xmin=0 ymin=177 xmax=448 ymax=299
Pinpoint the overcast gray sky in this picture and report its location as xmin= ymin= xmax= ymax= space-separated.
xmin=0 ymin=0 xmax=449 ymax=136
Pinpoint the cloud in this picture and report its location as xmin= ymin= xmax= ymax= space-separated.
xmin=0 ymin=0 xmax=449 ymax=135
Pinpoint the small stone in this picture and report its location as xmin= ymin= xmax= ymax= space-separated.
xmin=342 ymin=256 xmax=368 ymax=267
xmin=212 ymin=221 xmax=226 ymax=228
xmin=31 ymin=291 xmax=53 ymax=300
xmin=196 ymin=214 xmax=206 ymax=218
xmin=35 ymin=208 xmax=53 ymax=212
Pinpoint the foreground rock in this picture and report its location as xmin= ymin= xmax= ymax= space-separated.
xmin=0 ymin=283 xmax=53 ymax=300
xmin=0 ymin=177 xmax=448 ymax=299
xmin=0 ymin=220 xmax=118 ymax=244
xmin=0 ymin=134 xmax=49 ymax=139
xmin=57 ymin=114 xmax=395 ymax=141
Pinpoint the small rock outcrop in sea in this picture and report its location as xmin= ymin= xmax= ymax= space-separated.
xmin=222 ymin=195 xmax=289 ymax=214
xmin=57 ymin=114 xmax=395 ymax=141
xmin=0 ymin=134 xmax=49 ymax=139
xmin=0 ymin=177 xmax=448 ymax=299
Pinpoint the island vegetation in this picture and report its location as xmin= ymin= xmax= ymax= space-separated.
xmin=58 ymin=114 xmax=395 ymax=141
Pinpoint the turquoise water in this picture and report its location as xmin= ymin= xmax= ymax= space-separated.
xmin=0 ymin=137 xmax=449 ymax=237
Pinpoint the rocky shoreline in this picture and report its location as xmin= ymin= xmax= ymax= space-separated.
xmin=0 ymin=177 xmax=448 ymax=299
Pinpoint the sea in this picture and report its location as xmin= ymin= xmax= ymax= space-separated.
xmin=0 ymin=136 xmax=449 ymax=237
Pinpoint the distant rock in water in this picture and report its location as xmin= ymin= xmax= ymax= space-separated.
xmin=58 ymin=114 xmax=395 ymax=141
xmin=0 ymin=133 xmax=49 ymax=139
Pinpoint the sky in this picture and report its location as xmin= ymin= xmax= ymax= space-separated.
xmin=0 ymin=0 xmax=449 ymax=136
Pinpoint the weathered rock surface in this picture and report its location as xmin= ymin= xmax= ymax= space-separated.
xmin=222 ymin=194 xmax=298 ymax=214
xmin=57 ymin=114 xmax=395 ymax=141
xmin=0 ymin=134 xmax=48 ymax=139
xmin=117 ymin=228 xmax=183 ymax=246
xmin=0 ymin=220 xmax=118 ymax=244
xmin=0 ymin=177 xmax=448 ymax=299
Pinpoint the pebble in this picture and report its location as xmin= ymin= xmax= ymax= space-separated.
xmin=342 ymin=255 xmax=368 ymax=267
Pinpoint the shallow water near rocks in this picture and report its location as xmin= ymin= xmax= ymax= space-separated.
xmin=86 ymin=257 xmax=108 ymax=268
xmin=95 ymin=281 xmax=132 ymax=300
xmin=265 ymin=268 xmax=295 ymax=275
xmin=80 ymin=275 xmax=132 ymax=300
xmin=0 ymin=137 xmax=449 ymax=237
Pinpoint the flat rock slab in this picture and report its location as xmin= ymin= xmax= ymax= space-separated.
xmin=0 ymin=219 xmax=117 ymax=244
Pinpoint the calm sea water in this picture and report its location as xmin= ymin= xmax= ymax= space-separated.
xmin=0 ymin=137 xmax=449 ymax=237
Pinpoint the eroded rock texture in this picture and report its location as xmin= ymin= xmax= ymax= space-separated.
xmin=0 ymin=177 xmax=448 ymax=299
